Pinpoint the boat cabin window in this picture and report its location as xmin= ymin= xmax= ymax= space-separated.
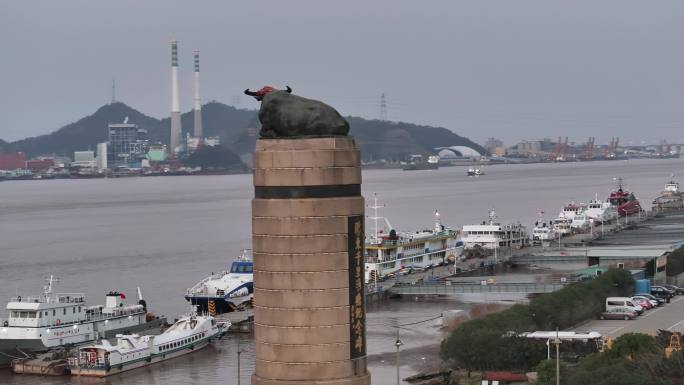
xmin=63 ymin=308 xmax=67 ymax=315
xmin=231 ymin=263 xmax=253 ymax=273
xmin=11 ymin=311 xmax=37 ymax=318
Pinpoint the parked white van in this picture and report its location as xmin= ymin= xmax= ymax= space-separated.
xmin=606 ymin=297 xmax=643 ymax=315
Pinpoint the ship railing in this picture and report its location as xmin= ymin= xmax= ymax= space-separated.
xmin=187 ymin=272 xmax=229 ymax=294
xmin=9 ymin=295 xmax=43 ymax=303
xmin=85 ymin=308 xmax=145 ymax=322
xmin=11 ymin=293 xmax=87 ymax=304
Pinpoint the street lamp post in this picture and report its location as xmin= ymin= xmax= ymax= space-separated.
xmin=552 ymin=328 xmax=562 ymax=385
xmin=237 ymin=337 xmax=245 ymax=385
xmin=395 ymin=329 xmax=403 ymax=385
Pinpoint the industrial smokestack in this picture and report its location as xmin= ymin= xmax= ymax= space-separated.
xmin=193 ymin=50 xmax=203 ymax=138
xmin=170 ymin=40 xmax=182 ymax=156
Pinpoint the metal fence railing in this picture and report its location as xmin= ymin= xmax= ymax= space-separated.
xmin=389 ymin=281 xmax=566 ymax=295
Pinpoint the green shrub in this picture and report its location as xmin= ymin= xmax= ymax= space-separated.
xmin=441 ymin=269 xmax=635 ymax=372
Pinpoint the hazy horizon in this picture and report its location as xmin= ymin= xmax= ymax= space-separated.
xmin=1 ymin=1 xmax=683 ymax=146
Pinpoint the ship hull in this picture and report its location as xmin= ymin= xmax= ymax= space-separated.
xmin=185 ymin=295 xmax=252 ymax=314
xmin=0 ymin=339 xmax=48 ymax=367
xmin=618 ymin=201 xmax=641 ymax=217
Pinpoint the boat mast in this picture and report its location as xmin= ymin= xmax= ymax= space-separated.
xmin=434 ymin=210 xmax=441 ymax=232
xmin=43 ymin=275 xmax=55 ymax=303
xmin=488 ymin=209 xmax=497 ymax=225
xmin=367 ymin=193 xmax=386 ymax=242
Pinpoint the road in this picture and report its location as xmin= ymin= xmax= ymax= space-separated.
xmin=571 ymin=295 xmax=684 ymax=337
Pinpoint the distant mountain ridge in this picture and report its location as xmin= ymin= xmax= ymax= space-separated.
xmin=1 ymin=102 xmax=485 ymax=160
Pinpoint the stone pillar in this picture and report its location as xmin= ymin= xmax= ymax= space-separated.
xmin=252 ymin=137 xmax=370 ymax=385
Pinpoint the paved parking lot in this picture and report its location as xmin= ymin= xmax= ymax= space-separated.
xmin=571 ymin=295 xmax=684 ymax=337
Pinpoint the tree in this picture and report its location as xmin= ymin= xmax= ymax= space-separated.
xmin=536 ymin=359 xmax=568 ymax=385
xmin=183 ymin=145 xmax=246 ymax=171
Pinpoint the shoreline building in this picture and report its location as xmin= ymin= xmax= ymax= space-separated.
xmin=170 ymin=40 xmax=182 ymax=156
xmin=96 ymin=142 xmax=108 ymax=171
xmin=107 ymin=120 xmax=149 ymax=168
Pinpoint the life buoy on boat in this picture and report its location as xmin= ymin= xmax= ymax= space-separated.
xmin=55 ymin=319 xmax=61 ymax=326
xmin=2 ymin=320 xmax=8 ymax=327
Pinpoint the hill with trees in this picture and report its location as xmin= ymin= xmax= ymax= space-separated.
xmin=1 ymin=101 xmax=484 ymax=163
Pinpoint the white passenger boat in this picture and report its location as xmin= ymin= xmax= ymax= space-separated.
xmin=185 ymin=250 xmax=253 ymax=315
xmin=570 ymin=212 xmax=592 ymax=232
xmin=557 ymin=202 xmax=586 ymax=221
xmin=364 ymin=194 xmax=461 ymax=283
xmin=662 ymin=175 xmax=681 ymax=196
xmin=461 ymin=210 xmax=530 ymax=253
xmin=532 ymin=222 xmax=556 ymax=243
xmin=467 ymin=168 xmax=484 ymax=176
xmin=0 ymin=276 xmax=164 ymax=367
xmin=69 ymin=309 xmax=226 ymax=377
xmin=652 ymin=175 xmax=684 ymax=212
xmin=585 ymin=198 xmax=617 ymax=224
xmin=551 ymin=218 xmax=573 ymax=236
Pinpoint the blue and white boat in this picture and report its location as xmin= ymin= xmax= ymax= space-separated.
xmin=184 ymin=250 xmax=253 ymax=314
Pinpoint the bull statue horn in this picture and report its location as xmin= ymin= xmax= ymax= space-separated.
xmin=285 ymin=86 xmax=292 ymax=93
xmin=244 ymin=89 xmax=258 ymax=96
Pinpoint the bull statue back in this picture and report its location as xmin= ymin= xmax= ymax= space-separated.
xmin=244 ymin=86 xmax=350 ymax=138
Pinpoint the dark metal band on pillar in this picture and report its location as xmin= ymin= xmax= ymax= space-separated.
xmin=255 ymin=184 xmax=361 ymax=199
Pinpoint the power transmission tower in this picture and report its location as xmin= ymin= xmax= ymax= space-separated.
xmin=111 ymin=79 xmax=116 ymax=104
xmin=380 ymin=93 xmax=387 ymax=120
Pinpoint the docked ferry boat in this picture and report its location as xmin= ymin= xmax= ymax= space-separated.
xmin=364 ymin=195 xmax=461 ymax=283
xmin=557 ymin=202 xmax=586 ymax=221
xmin=652 ymin=176 xmax=684 ymax=212
xmin=585 ymin=198 xmax=617 ymax=224
xmin=532 ymin=222 xmax=556 ymax=243
xmin=0 ymin=277 xmax=164 ymax=367
xmin=185 ymin=250 xmax=253 ymax=314
xmin=69 ymin=309 xmax=226 ymax=377
xmin=551 ymin=218 xmax=573 ymax=236
xmin=570 ymin=212 xmax=591 ymax=232
xmin=608 ymin=177 xmax=641 ymax=217
xmin=462 ymin=210 xmax=530 ymax=253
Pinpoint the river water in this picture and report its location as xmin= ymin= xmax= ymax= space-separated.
xmin=1 ymin=158 xmax=683 ymax=384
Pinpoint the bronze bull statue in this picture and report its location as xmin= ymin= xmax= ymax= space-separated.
xmin=244 ymin=86 xmax=349 ymax=138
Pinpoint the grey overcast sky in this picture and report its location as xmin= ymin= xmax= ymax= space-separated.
xmin=1 ymin=1 xmax=683 ymax=146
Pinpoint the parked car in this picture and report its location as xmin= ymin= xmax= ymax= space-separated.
xmin=652 ymin=286 xmax=675 ymax=302
xmin=635 ymin=293 xmax=665 ymax=306
xmin=661 ymin=284 xmax=684 ymax=295
xmin=631 ymin=297 xmax=653 ymax=310
xmin=605 ymin=297 xmax=643 ymax=315
xmin=632 ymin=295 xmax=658 ymax=308
xmin=599 ymin=309 xmax=638 ymax=320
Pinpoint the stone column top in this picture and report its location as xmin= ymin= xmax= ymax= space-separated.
xmin=255 ymin=137 xmax=357 ymax=151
